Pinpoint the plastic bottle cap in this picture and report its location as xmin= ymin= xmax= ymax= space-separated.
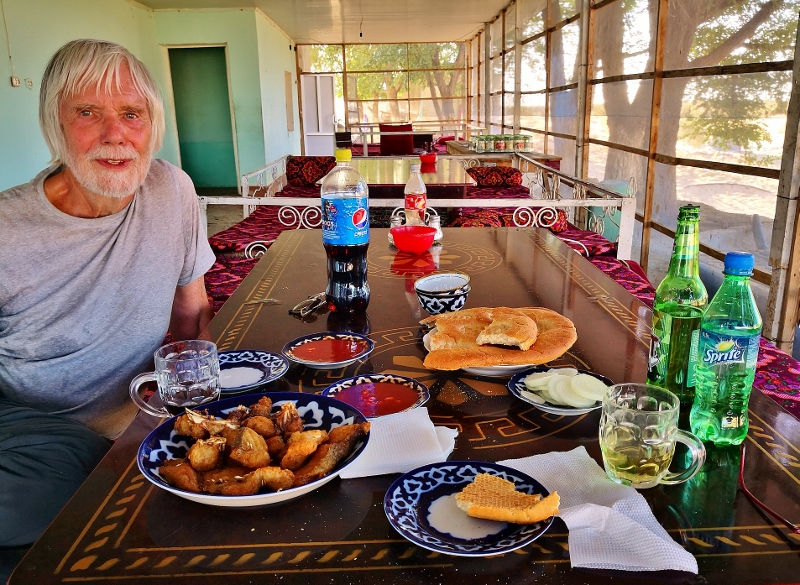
xmin=410 ymin=163 xmax=421 ymax=172
xmin=723 ymin=251 xmax=755 ymax=275
xmin=335 ymin=148 xmax=352 ymax=162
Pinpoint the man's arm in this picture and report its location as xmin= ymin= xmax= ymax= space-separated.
xmin=169 ymin=276 xmax=214 ymax=341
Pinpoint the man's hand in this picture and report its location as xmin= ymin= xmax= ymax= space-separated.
xmin=169 ymin=276 xmax=214 ymax=341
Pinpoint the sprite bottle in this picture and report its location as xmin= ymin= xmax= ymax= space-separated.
xmin=690 ymin=252 xmax=762 ymax=446
xmin=647 ymin=205 xmax=708 ymax=409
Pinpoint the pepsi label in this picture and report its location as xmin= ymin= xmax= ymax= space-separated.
xmin=321 ymin=195 xmax=370 ymax=245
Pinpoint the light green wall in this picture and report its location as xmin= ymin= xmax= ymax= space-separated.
xmin=0 ymin=1 xmax=300 ymax=191
xmin=154 ymin=9 xmax=266 ymax=181
xmin=0 ymin=0 xmax=177 ymax=190
xmin=255 ymin=10 xmax=301 ymax=165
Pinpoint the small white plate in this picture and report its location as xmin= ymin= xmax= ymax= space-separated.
xmin=422 ymin=331 xmax=535 ymax=378
xmin=218 ymin=350 xmax=289 ymax=395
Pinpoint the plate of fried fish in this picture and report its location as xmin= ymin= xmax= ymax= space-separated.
xmin=137 ymin=392 xmax=371 ymax=507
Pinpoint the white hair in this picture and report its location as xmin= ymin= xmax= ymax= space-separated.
xmin=39 ymin=39 xmax=165 ymax=164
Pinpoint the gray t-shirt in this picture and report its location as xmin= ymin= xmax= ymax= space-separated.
xmin=0 ymin=159 xmax=216 ymax=438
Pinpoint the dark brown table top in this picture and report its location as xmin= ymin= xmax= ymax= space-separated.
xmin=10 ymin=228 xmax=800 ymax=585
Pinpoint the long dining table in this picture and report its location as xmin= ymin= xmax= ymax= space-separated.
xmin=9 ymin=227 xmax=800 ymax=585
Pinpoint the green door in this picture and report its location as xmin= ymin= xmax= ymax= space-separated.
xmin=168 ymin=47 xmax=237 ymax=188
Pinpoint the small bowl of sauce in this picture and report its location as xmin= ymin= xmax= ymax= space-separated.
xmin=322 ymin=374 xmax=430 ymax=418
xmin=282 ymin=332 xmax=374 ymax=369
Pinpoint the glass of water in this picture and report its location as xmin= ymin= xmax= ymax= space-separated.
xmin=129 ymin=340 xmax=221 ymax=417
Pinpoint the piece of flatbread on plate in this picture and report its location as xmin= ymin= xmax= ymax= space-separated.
xmin=422 ymin=307 xmax=576 ymax=370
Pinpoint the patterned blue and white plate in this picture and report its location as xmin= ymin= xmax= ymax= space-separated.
xmin=282 ymin=332 xmax=374 ymax=369
xmin=218 ymin=350 xmax=289 ymax=395
xmin=137 ymin=392 xmax=369 ymax=507
xmin=384 ymin=461 xmax=554 ymax=557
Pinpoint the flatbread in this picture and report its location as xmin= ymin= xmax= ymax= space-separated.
xmin=422 ymin=307 xmax=577 ymax=370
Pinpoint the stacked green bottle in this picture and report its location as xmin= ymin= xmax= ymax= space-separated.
xmin=690 ymin=252 xmax=762 ymax=446
xmin=647 ymin=205 xmax=708 ymax=408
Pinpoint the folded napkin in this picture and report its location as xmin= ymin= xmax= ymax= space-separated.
xmin=499 ymin=447 xmax=698 ymax=573
xmin=340 ymin=407 xmax=457 ymax=479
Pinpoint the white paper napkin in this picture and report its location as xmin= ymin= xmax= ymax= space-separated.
xmin=340 ymin=407 xmax=457 ymax=478
xmin=499 ymin=446 xmax=698 ymax=573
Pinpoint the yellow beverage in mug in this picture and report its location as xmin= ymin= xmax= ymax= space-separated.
xmin=599 ymin=383 xmax=706 ymax=489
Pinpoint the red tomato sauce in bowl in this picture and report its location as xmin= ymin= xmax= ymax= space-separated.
xmin=333 ymin=382 xmax=421 ymax=417
xmin=290 ymin=338 xmax=368 ymax=363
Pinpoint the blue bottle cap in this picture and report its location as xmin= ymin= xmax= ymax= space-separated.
xmin=723 ymin=251 xmax=754 ymax=276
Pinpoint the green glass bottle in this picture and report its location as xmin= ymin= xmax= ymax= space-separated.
xmin=647 ymin=205 xmax=708 ymax=408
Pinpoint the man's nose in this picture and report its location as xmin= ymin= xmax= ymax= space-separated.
xmin=100 ymin=115 xmax=126 ymax=144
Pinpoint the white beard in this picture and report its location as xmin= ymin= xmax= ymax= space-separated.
xmin=63 ymin=145 xmax=152 ymax=199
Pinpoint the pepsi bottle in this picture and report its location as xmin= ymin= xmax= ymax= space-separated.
xmin=320 ymin=149 xmax=370 ymax=312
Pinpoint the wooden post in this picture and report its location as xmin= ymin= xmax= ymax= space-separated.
xmin=575 ymin=0 xmax=592 ymax=179
xmin=484 ymin=24 xmax=491 ymax=132
xmin=641 ymin=0 xmax=668 ymax=273
xmin=514 ymin=3 xmax=522 ymax=133
xmin=765 ymin=13 xmax=800 ymax=351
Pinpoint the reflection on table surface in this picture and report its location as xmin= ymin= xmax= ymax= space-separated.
xmin=10 ymin=228 xmax=800 ymax=585
xmin=350 ymin=157 xmax=474 ymax=187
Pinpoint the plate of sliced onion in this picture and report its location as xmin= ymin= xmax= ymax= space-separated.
xmin=507 ymin=367 xmax=612 ymax=415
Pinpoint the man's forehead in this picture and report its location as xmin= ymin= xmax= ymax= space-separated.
xmin=63 ymin=66 xmax=147 ymax=106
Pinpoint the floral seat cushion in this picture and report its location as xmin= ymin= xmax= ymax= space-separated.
xmin=204 ymin=255 xmax=260 ymax=314
xmin=466 ymin=166 xmax=524 ymax=187
xmin=588 ymin=256 xmax=655 ymax=306
xmin=285 ymin=156 xmax=336 ymax=188
xmin=451 ymin=185 xmax=569 ymax=233
xmin=557 ymin=223 xmax=617 ymax=256
xmin=208 ymin=206 xmax=300 ymax=254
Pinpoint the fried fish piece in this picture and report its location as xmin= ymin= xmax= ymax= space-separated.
xmin=281 ymin=430 xmax=329 ymax=470
xmin=291 ymin=423 xmax=370 ymax=487
xmin=176 ymin=409 xmax=239 ymax=438
xmin=266 ymin=435 xmax=286 ymax=458
xmin=243 ymin=415 xmax=279 ymax=439
xmin=203 ymin=466 xmax=294 ymax=495
xmin=225 ymin=405 xmax=250 ymax=425
xmin=159 ymin=458 xmax=203 ymax=493
xmin=228 ymin=427 xmax=271 ymax=469
xmin=328 ymin=422 xmax=371 ymax=444
xmin=173 ymin=412 xmax=210 ymax=440
xmin=249 ymin=396 xmax=274 ymax=418
xmin=275 ymin=402 xmax=304 ymax=436
xmin=187 ymin=436 xmax=226 ymax=471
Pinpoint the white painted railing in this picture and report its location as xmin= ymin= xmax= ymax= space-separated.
xmin=198 ymin=153 xmax=635 ymax=260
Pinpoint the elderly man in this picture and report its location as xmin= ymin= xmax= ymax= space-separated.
xmin=0 ymin=39 xmax=216 ymax=555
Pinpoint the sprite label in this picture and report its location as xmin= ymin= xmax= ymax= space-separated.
xmin=698 ymin=330 xmax=759 ymax=369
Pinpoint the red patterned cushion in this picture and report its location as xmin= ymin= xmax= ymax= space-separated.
xmin=449 ymin=209 xmax=504 ymax=228
xmin=466 ymin=166 xmax=523 ymax=187
xmin=285 ymin=156 xmax=336 ymax=188
xmin=204 ymin=256 xmax=260 ymax=314
xmin=461 ymin=186 xmax=568 ymax=233
xmin=588 ymin=256 xmax=655 ymax=307
xmin=558 ymin=223 xmax=617 ymax=257
xmin=208 ymin=206 xmax=301 ymax=253
xmin=278 ymin=185 xmax=319 ymax=197
xmin=379 ymin=124 xmax=414 ymax=156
